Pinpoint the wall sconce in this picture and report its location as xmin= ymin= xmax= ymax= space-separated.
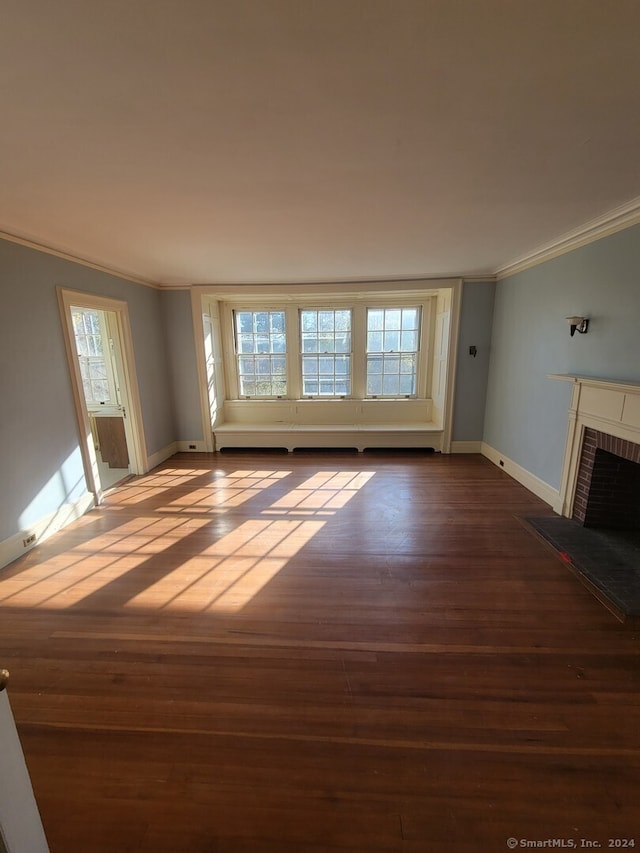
xmin=566 ymin=316 xmax=589 ymax=337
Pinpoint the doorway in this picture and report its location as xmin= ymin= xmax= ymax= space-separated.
xmin=58 ymin=289 xmax=147 ymax=503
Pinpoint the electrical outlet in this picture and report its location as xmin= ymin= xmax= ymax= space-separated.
xmin=189 ymin=444 xmax=196 ymax=450
xmin=499 ymin=459 xmax=505 ymax=467
xmin=23 ymin=533 xmax=36 ymax=548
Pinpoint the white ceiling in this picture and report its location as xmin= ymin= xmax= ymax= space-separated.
xmin=1 ymin=0 xmax=639 ymax=287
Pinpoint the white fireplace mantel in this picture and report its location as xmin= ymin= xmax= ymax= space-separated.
xmin=549 ymin=374 xmax=640 ymax=518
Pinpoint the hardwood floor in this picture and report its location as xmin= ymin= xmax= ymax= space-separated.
xmin=1 ymin=451 xmax=639 ymax=852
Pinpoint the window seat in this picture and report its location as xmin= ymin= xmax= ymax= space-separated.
xmin=214 ymin=421 xmax=443 ymax=452
xmin=213 ymin=399 xmax=443 ymax=451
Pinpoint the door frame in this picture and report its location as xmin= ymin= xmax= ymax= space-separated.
xmin=57 ymin=287 xmax=148 ymax=503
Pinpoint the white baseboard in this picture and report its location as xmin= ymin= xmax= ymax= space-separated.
xmin=450 ymin=440 xmax=482 ymax=453
xmin=481 ymin=442 xmax=561 ymax=511
xmin=145 ymin=441 xmax=209 ymax=472
xmin=0 ymin=491 xmax=95 ymax=571
xmin=175 ymin=440 xmax=209 ymax=453
xmin=145 ymin=442 xmax=178 ymax=470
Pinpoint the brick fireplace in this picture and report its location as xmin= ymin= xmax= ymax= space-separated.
xmin=572 ymin=428 xmax=640 ymax=529
xmin=550 ymin=374 xmax=640 ymax=520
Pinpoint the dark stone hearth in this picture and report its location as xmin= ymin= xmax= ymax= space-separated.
xmin=526 ymin=516 xmax=640 ymax=623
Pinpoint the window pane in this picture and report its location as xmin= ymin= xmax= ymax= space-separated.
xmin=254 ymin=312 xmax=269 ymax=333
xmin=383 ymin=374 xmax=400 ymax=395
xmin=335 ymin=332 xmax=351 ymax=353
xmin=236 ymin=312 xmax=253 ymax=333
xmin=87 ymin=335 xmax=99 ymax=356
xmin=301 ymin=311 xmax=317 ymax=332
xmin=92 ymin=379 xmax=110 ymax=401
xmin=319 ymin=357 xmax=334 ymax=374
xmin=72 ymin=311 xmax=84 ymax=336
xmin=384 ymin=309 xmax=401 ymax=330
xmin=270 ymin=312 xmax=285 ymax=333
xmin=383 ymin=330 xmax=400 ymax=351
xmin=400 ymin=330 xmax=417 ymax=351
xmin=402 ymin=308 xmax=419 ymax=330
xmin=302 ymin=357 xmax=318 ymax=375
xmin=400 ymin=354 xmax=416 ymax=374
xmin=89 ymin=361 xmax=107 ymax=380
xmin=335 ymin=310 xmax=351 ymax=331
xmin=367 ymin=355 xmax=382 ymax=375
xmin=238 ymin=356 xmax=254 ymax=375
xmin=368 ymin=309 xmax=384 ymax=331
xmin=335 ymin=356 xmax=349 ymax=374
xmin=367 ymin=331 xmax=383 ymax=352
xmin=318 ymin=311 xmax=334 ymax=332
xmin=399 ymin=373 xmax=415 ymax=394
xmin=318 ymin=334 xmax=335 ymax=353
xmin=367 ymin=374 xmax=383 ymax=395
xmin=237 ymin=334 xmax=254 ymax=353
xmin=302 ymin=334 xmax=318 ymax=353
xmin=254 ymin=335 xmax=269 ymax=353
xmin=272 ymin=334 xmax=286 ymax=353
xmin=87 ymin=311 xmax=100 ymax=334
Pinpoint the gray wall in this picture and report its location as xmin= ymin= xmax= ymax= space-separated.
xmin=452 ymin=280 xmax=495 ymax=442
xmin=483 ymin=223 xmax=640 ymax=490
xmin=160 ymin=290 xmax=203 ymax=442
xmin=0 ymin=238 xmax=175 ymax=544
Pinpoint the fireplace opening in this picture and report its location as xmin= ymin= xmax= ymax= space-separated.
xmin=572 ymin=428 xmax=640 ymax=530
xmin=582 ymin=449 xmax=640 ymax=530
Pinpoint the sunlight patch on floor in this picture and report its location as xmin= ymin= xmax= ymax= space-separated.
xmin=1 ymin=468 xmax=374 ymax=613
xmin=125 ymin=519 xmax=324 ymax=612
xmin=157 ymin=469 xmax=292 ymax=514
xmin=0 ymin=516 xmax=211 ymax=608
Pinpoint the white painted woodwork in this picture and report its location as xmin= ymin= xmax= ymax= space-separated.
xmin=549 ymin=374 xmax=640 ymax=518
xmin=196 ymin=280 xmax=461 ymax=453
xmin=0 ymin=689 xmax=49 ymax=852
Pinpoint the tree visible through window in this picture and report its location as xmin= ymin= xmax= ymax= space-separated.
xmin=300 ymin=309 xmax=351 ymax=397
xmin=234 ymin=310 xmax=287 ymax=397
xmin=366 ymin=307 xmax=420 ymax=396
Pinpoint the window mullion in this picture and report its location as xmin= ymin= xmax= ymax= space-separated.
xmin=351 ymin=304 xmax=366 ymax=399
xmin=287 ymin=305 xmax=301 ymax=399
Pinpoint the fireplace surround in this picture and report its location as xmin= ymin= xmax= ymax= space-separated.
xmin=550 ymin=374 xmax=640 ymax=522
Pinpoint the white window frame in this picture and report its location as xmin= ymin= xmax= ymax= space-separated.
xmin=232 ymin=308 xmax=289 ymax=399
xmin=220 ymin=296 xmax=432 ymax=401
xmin=364 ymin=304 xmax=423 ymax=399
xmin=299 ymin=306 xmax=353 ymax=399
xmin=71 ymin=306 xmax=121 ymax=412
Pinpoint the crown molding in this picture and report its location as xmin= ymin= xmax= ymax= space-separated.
xmin=495 ymin=195 xmax=640 ymax=280
xmin=0 ymin=230 xmax=161 ymax=289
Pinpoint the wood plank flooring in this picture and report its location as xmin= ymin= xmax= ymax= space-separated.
xmin=1 ymin=451 xmax=639 ymax=852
